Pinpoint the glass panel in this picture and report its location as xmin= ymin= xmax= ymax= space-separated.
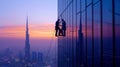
xmin=87 ymin=6 xmax=92 ymax=67
xmin=102 ymin=0 xmax=112 ymax=67
xmin=81 ymin=0 xmax=85 ymax=11
xmin=94 ymin=3 xmax=100 ymax=67
xmin=76 ymin=14 xmax=80 ymax=67
xmin=69 ymin=4 xmax=73 ymax=67
xmin=77 ymin=0 xmax=80 ymax=12
xmin=87 ymin=0 xmax=92 ymax=6
xmin=93 ymin=0 xmax=99 ymax=3
xmin=82 ymin=11 xmax=86 ymax=65
xmin=115 ymin=0 xmax=120 ymax=67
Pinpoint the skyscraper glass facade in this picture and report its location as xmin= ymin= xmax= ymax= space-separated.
xmin=58 ymin=0 xmax=120 ymax=67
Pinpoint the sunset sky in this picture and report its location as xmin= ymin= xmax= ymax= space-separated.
xmin=0 ymin=0 xmax=57 ymax=38
xmin=0 ymin=0 xmax=57 ymax=56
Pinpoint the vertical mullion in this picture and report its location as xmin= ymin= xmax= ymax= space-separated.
xmin=100 ymin=0 xmax=103 ymax=67
xmin=75 ymin=0 xmax=78 ymax=67
xmin=92 ymin=0 xmax=94 ymax=67
xmin=72 ymin=0 xmax=74 ymax=67
xmin=112 ymin=0 xmax=116 ymax=67
xmin=80 ymin=0 xmax=83 ymax=66
xmin=85 ymin=0 xmax=88 ymax=67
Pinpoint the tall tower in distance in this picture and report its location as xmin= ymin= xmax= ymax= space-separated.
xmin=25 ymin=16 xmax=31 ymax=63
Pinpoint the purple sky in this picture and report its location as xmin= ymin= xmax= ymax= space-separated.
xmin=0 ymin=0 xmax=58 ymax=58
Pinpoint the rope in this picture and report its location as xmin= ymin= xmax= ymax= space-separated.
xmin=45 ymin=30 xmax=56 ymax=64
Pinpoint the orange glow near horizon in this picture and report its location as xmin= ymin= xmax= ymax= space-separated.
xmin=0 ymin=23 xmax=56 ymax=39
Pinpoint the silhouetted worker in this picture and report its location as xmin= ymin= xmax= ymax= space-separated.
xmin=58 ymin=19 xmax=63 ymax=36
xmin=55 ymin=19 xmax=60 ymax=36
xmin=62 ymin=19 xmax=66 ymax=36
